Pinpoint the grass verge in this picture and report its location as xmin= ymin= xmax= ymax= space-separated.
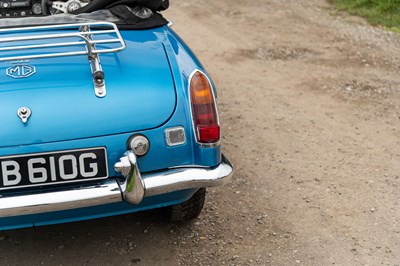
xmin=329 ymin=0 xmax=400 ymax=31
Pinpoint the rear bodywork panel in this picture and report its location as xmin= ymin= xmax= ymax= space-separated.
xmin=0 ymin=25 xmax=229 ymax=230
xmin=0 ymin=29 xmax=176 ymax=147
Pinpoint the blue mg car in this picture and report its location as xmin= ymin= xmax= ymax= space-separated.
xmin=0 ymin=0 xmax=232 ymax=230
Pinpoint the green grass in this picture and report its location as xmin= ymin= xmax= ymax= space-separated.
xmin=330 ymin=0 xmax=400 ymax=29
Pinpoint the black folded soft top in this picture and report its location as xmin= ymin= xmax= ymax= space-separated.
xmin=0 ymin=0 xmax=170 ymax=30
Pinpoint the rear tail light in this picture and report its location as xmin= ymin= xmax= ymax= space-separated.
xmin=189 ymin=70 xmax=220 ymax=144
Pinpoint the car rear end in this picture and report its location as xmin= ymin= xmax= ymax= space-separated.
xmin=0 ymin=22 xmax=232 ymax=230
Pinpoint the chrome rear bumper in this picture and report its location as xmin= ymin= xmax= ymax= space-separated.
xmin=0 ymin=152 xmax=233 ymax=217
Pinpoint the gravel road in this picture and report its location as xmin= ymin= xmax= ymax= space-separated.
xmin=1 ymin=0 xmax=400 ymax=265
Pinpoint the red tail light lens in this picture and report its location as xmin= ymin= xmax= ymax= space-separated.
xmin=190 ymin=70 xmax=220 ymax=144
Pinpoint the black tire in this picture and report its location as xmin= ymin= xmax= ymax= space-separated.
xmin=167 ymin=188 xmax=206 ymax=222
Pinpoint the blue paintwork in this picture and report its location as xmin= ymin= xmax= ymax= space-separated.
xmin=0 ymin=25 xmax=222 ymax=230
xmin=0 ymin=30 xmax=176 ymax=147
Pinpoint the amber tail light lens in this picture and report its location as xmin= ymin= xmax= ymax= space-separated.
xmin=189 ymin=70 xmax=220 ymax=143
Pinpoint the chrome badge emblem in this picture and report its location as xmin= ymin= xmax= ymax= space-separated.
xmin=6 ymin=65 xmax=36 ymax=79
xmin=17 ymin=107 xmax=32 ymax=123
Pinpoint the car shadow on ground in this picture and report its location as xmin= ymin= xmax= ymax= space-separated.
xmin=0 ymin=209 xmax=194 ymax=265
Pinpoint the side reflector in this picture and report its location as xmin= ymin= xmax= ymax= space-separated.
xmin=165 ymin=126 xmax=186 ymax=146
xmin=189 ymin=70 xmax=220 ymax=144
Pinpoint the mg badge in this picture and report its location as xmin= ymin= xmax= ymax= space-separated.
xmin=17 ymin=107 xmax=32 ymax=123
xmin=6 ymin=65 xmax=36 ymax=79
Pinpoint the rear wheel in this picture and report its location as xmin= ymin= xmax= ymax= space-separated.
xmin=167 ymin=188 xmax=206 ymax=222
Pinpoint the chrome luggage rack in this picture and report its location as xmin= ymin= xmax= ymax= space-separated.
xmin=0 ymin=21 xmax=126 ymax=97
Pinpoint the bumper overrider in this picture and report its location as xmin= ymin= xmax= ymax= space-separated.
xmin=0 ymin=151 xmax=233 ymax=217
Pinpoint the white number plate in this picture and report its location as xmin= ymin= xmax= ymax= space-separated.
xmin=0 ymin=147 xmax=108 ymax=190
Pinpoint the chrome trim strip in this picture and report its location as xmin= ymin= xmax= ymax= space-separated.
xmin=199 ymin=141 xmax=221 ymax=148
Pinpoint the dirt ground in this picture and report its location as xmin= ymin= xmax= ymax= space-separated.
xmin=1 ymin=0 xmax=400 ymax=265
